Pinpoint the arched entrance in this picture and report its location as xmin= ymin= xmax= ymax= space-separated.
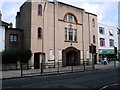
xmin=66 ymin=51 xmax=77 ymax=66
xmin=62 ymin=47 xmax=80 ymax=66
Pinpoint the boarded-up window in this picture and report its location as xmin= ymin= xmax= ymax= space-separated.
xmin=58 ymin=50 xmax=62 ymax=60
xmin=49 ymin=49 xmax=54 ymax=60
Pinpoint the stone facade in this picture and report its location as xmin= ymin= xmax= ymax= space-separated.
xmin=16 ymin=0 xmax=98 ymax=68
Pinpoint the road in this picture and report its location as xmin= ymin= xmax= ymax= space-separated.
xmin=2 ymin=68 xmax=120 ymax=89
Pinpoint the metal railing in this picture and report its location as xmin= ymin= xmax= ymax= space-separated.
xmin=20 ymin=61 xmax=93 ymax=76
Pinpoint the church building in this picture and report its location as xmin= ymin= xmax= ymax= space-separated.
xmin=16 ymin=0 xmax=98 ymax=68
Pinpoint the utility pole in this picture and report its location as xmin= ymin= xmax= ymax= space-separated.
xmin=114 ymin=46 xmax=117 ymax=67
xmin=53 ymin=0 xmax=56 ymax=68
xmin=41 ymin=0 xmax=47 ymax=74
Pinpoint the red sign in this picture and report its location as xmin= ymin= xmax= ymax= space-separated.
xmin=69 ymin=23 xmax=72 ymax=28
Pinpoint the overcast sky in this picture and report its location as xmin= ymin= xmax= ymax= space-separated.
xmin=0 ymin=0 xmax=119 ymax=28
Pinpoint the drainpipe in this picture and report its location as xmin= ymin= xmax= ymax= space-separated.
xmin=82 ymin=11 xmax=84 ymax=65
xmin=88 ymin=14 xmax=91 ymax=64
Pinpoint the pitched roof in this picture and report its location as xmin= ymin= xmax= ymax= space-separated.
xmin=0 ymin=21 xmax=10 ymax=27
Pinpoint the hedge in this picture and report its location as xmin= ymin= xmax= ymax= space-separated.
xmin=2 ymin=49 xmax=32 ymax=64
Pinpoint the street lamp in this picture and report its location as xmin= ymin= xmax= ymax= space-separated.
xmin=41 ymin=0 xmax=47 ymax=74
xmin=117 ymin=27 xmax=120 ymax=60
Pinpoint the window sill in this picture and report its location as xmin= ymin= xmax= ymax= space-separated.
xmin=10 ymin=42 xmax=18 ymax=45
xmin=100 ymin=33 xmax=104 ymax=34
xmin=100 ymin=46 xmax=105 ymax=47
xmin=110 ymin=46 xmax=114 ymax=47
xmin=64 ymin=40 xmax=78 ymax=43
xmin=38 ymin=37 xmax=42 ymax=39
xmin=58 ymin=19 xmax=82 ymax=25
xmin=38 ymin=14 xmax=42 ymax=16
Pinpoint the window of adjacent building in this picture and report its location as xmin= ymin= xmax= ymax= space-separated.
xmin=38 ymin=4 xmax=42 ymax=16
xmin=99 ymin=27 xmax=104 ymax=34
xmin=109 ymin=39 xmax=114 ymax=47
xmin=109 ymin=30 xmax=113 ymax=36
xmin=92 ymin=19 xmax=95 ymax=27
xmin=93 ymin=35 xmax=96 ymax=44
xmin=38 ymin=27 xmax=42 ymax=39
xmin=100 ymin=38 xmax=105 ymax=46
xmin=10 ymin=34 xmax=18 ymax=43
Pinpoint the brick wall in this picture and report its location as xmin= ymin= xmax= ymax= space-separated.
xmin=5 ymin=28 xmax=23 ymax=50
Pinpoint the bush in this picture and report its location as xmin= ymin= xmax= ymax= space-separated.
xmin=2 ymin=49 xmax=32 ymax=64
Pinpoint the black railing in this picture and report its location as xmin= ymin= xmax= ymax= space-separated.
xmin=20 ymin=61 xmax=93 ymax=76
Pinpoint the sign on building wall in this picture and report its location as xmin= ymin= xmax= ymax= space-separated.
xmin=58 ymin=49 xmax=62 ymax=60
xmin=49 ymin=49 xmax=54 ymax=60
xmin=86 ymin=51 xmax=89 ymax=59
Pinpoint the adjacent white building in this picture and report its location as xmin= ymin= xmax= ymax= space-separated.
xmin=0 ymin=12 xmax=9 ymax=52
xmin=0 ymin=23 xmax=5 ymax=52
xmin=98 ymin=23 xmax=118 ymax=61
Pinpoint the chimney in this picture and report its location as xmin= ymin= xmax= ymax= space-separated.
xmin=9 ymin=22 xmax=13 ymax=28
xmin=0 ymin=11 xmax=2 ymax=21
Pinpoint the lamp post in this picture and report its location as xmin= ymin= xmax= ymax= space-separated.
xmin=41 ymin=0 xmax=47 ymax=74
xmin=117 ymin=27 xmax=120 ymax=61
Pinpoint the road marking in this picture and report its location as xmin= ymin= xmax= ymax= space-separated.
xmin=99 ymin=83 xmax=119 ymax=90
xmin=99 ymin=85 xmax=108 ymax=90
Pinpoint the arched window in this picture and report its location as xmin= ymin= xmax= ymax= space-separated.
xmin=38 ymin=4 xmax=42 ymax=16
xmin=92 ymin=19 xmax=95 ymax=27
xmin=38 ymin=27 xmax=42 ymax=39
xmin=93 ymin=35 xmax=95 ymax=44
xmin=63 ymin=12 xmax=78 ymax=24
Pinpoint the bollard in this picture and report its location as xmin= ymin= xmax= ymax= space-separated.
xmin=41 ymin=63 xmax=43 ymax=74
xmin=83 ymin=61 xmax=85 ymax=71
xmin=114 ymin=58 xmax=116 ymax=67
xmin=57 ymin=62 xmax=59 ymax=74
xmin=71 ymin=66 xmax=73 ymax=72
xmin=20 ymin=63 xmax=23 ymax=76
xmin=27 ymin=63 xmax=29 ymax=70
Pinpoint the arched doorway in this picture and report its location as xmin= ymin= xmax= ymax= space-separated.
xmin=62 ymin=47 xmax=80 ymax=66
xmin=66 ymin=51 xmax=77 ymax=66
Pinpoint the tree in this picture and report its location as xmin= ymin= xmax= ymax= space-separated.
xmin=2 ymin=49 xmax=32 ymax=64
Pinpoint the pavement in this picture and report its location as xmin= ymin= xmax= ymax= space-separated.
xmin=1 ymin=61 xmax=119 ymax=80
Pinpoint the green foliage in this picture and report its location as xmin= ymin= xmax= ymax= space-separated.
xmin=2 ymin=49 xmax=32 ymax=64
